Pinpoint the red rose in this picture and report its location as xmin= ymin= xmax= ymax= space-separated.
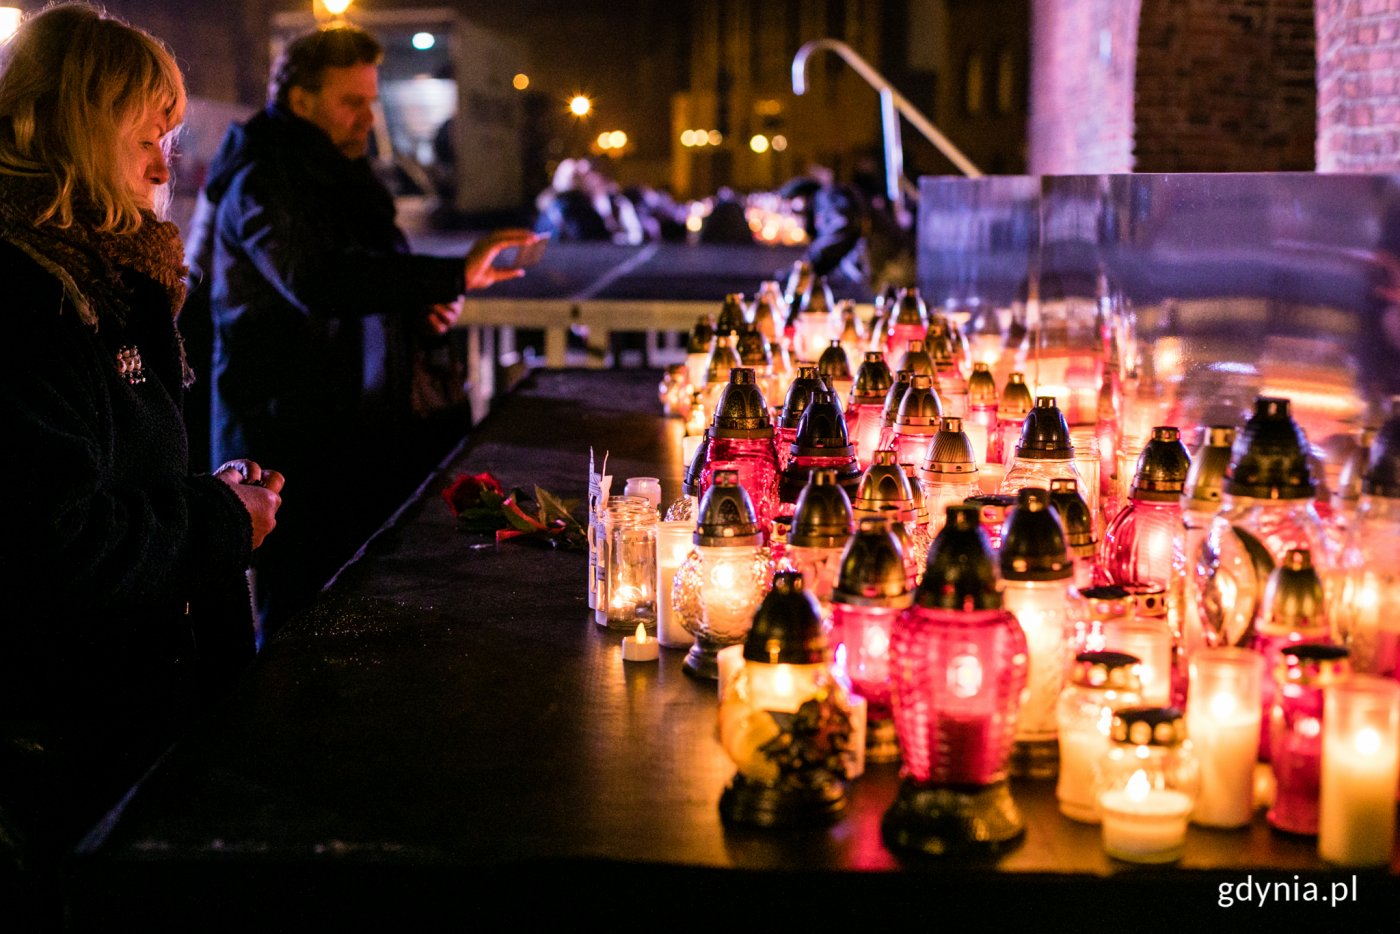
xmin=442 ymin=471 xmax=505 ymax=517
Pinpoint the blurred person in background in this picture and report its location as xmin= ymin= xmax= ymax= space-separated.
xmin=698 ymin=186 xmax=754 ymax=245
xmin=194 ymin=24 xmax=535 ymax=635
xmin=534 ymin=157 xmax=609 ymax=241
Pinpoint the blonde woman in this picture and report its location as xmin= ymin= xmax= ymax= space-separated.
xmin=0 ymin=3 xmax=281 ymax=870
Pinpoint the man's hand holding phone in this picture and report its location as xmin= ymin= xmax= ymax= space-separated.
xmin=464 ymin=230 xmax=546 ymax=290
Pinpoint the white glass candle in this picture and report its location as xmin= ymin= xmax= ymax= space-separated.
xmin=681 ymin=434 xmax=703 ymax=469
xmin=624 ymin=476 xmax=662 ymax=511
xmin=1056 ymin=652 xmax=1142 ymax=823
xmin=655 ymin=521 xmax=694 ymax=648
xmin=1187 ymin=648 xmax=1263 ymax=828
xmin=1002 ymin=580 xmax=1073 ymax=743
xmin=1319 ymin=677 xmax=1400 ymax=867
xmin=1103 ymin=617 xmax=1173 ymax=706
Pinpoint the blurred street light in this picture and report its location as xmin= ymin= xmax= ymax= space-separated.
xmin=0 ymin=7 xmax=20 ymax=42
xmin=569 ymin=95 xmax=592 ymax=117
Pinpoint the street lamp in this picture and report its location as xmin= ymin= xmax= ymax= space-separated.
xmin=0 ymin=6 xmax=22 ymax=41
xmin=569 ymin=95 xmax=592 ymax=118
xmin=317 ymin=0 xmax=353 ymax=18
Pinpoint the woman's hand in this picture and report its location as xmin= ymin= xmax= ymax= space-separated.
xmin=215 ymin=460 xmax=284 ymax=549
xmin=462 ymin=228 xmax=540 ymax=291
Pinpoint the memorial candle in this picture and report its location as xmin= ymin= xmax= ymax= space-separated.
xmin=1097 ymin=707 xmax=1199 ymax=864
xmin=1319 ymin=677 xmax=1400 ymax=867
xmin=1270 ymin=644 xmax=1350 ymax=836
xmin=882 ymin=505 xmax=1030 ymax=856
xmin=655 ymin=520 xmax=694 ymax=648
xmin=1187 ymin=648 xmax=1262 ymax=829
xmin=1099 ymin=771 xmax=1195 ymax=864
xmin=1057 ymin=651 xmax=1143 ymax=823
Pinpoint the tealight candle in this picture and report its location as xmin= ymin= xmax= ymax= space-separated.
xmin=621 ymin=624 xmax=659 ymax=662
xmin=1186 ymin=648 xmax=1262 ymax=829
xmin=1100 ymin=773 xmax=1194 ymax=864
xmin=1096 ymin=707 xmax=1199 ymax=864
xmin=1319 ymin=677 xmax=1400 ymax=867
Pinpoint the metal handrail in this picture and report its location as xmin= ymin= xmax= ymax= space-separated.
xmin=792 ymin=38 xmax=982 ymax=219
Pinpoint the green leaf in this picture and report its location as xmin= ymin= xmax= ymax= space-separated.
xmin=534 ymin=486 xmax=575 ymax=523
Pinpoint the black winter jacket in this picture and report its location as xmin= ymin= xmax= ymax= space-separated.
xmin=0 ymin=239 xmax=254 ymax=861
xmin=206 ymin=107 xmax=466 ymax=476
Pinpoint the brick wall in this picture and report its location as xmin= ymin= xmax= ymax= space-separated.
xmin=1028 ymin=0 xmax=1142 ymax=174
xmin=1317 ymin=0 xmax=1400 ymax=171
xmin=1135 ymin=0 xmax=1316 ymax=171
xmin=1029 ymin=0 xmax=1315 ymax=174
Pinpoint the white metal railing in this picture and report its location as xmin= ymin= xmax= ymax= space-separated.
xmin=792 ymin=38 xmax=982 ymax=221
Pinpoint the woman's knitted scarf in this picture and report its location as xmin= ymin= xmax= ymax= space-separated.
xmin=0 ymin=172 xmax=187 ymax=329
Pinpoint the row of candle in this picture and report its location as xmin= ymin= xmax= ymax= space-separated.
xmin=617 ymin=274 xmax=1400 ymax=865
xmin=590 ymin=443 xmax=1398 ymax=863
xmin=663 ymin=275 xmax=1398 ymax=697
xmin=635 ymin=462 xmax=1400 ymax=866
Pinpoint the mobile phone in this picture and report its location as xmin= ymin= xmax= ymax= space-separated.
xmin=491 ymin=236 xmax=549 ymax=270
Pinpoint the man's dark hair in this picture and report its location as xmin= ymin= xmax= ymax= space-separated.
xmin=268 ymin=26 xmax=383 ymax=109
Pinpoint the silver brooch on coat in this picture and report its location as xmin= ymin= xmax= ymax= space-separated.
xmin=115 ymin=345 xmax=148 ymax=385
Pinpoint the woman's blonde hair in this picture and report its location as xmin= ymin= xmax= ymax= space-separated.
xmin=0 ymin=2 xmax=185 ymax=232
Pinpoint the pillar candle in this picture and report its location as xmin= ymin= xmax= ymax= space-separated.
xmin=1187 ymin=649 xmax=1263 ymax=829
xmin=1319 ymin=677 xmax=1400 ymax=867
xmin=655 ymin=521 xmax=694 ymax=648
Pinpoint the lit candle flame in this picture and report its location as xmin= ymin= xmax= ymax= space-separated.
xmin=1355 ymin=726 xmax=1382 ymax=757
xmin=772 ymin=663 xmax=794 ymax=699
xmin=948 ymin=653 xmax=983 ymax=698
xmin=634 ymin=624 xmax=648 ymax=645
xmin=863 ymin=625 xmax=890 ymax=660
xmin=1126 ymin=769 xmax=1152 ymax=802
xmin=1208 ymin=691 xmax=1237 ymax=720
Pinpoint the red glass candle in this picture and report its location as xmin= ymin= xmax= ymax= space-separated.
xmin=1101 ymin=426 xmax=1190 ymax=591
xmin=1269 ymin=644 xmax=1351 ymax=835
xmin=829 ymin=516 xmax=913 ymax=760
xmin=846 ymin=351 xmax=893 ymax=469
xmin=774 ymin=365 xmax=825 ymax=473
xmin=1255 ymin=548 xmax=1332 ymax=761
xmin=779 ymin=388 xmax=863 ymax=513
xmin=992 ymin=371 xmax=1033 ymax=465
xmin=695 ymin=368 xmax=779 ymax=538
xmin=883 ymin=505 xmax=1029 ymax=856
xmin=817 ymin=339 xmax=853 ymax=406
xmin=881 ymin=287 xmax=928 ymax=361
xmin=890 ymin=374 xmax=943 ymax=470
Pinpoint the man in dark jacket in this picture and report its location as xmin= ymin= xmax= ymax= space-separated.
xmin=201 ymin=25 xmax=534 ymax=634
